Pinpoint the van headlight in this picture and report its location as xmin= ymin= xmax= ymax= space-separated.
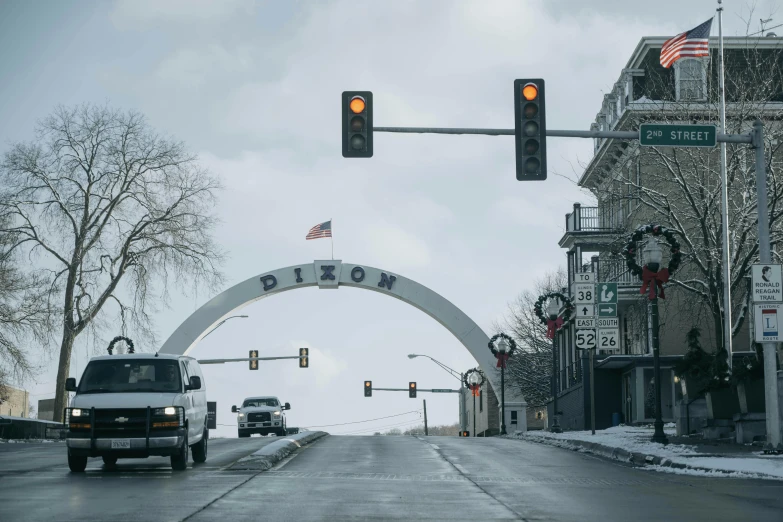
xmin=273 ymin=411 xmax=281 ymax=416
xmin=153 ymin=407 xmax=177 ymax=416
xmin=71 ymin=408 xmax=84 ymax=417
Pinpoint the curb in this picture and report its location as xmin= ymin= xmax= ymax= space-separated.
xmin=518 ymin=435 xmax=782 ymax=480
xmin=229 ymin=431 xmax=328 ymax=471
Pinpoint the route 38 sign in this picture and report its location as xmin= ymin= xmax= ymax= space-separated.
xmin=575 ymin=329 xmax=596 ymax=349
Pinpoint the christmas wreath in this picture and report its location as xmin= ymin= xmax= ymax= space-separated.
xmin=487 ymin=333 xmax=517 ymax=368
xmin=107 ymin=336 xmax=135 ymax=355
xmin=533 ymin=292 xmax=574 ymax=339
xmin=621 ymin=224 xmax=682 ymax=300
xmin=463 ymin=368 xmax=486 ymax=397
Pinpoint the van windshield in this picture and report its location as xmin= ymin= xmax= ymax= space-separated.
xmin=243 ymin=399 xmax=278 ymax=407
xmin=78 ymin=360 xmax=182 ymax=394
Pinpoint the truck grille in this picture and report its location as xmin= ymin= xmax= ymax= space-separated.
xmin=93 ymin=408 xmax=148 ymax=431
xmin=247 ymin=412 xmax=271 ymax=422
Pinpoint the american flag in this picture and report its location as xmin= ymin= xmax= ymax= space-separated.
xmin=305 ymin=220 xmax=332 ymax=240
xmin=660 ymin=18 xmax=713 ymax=69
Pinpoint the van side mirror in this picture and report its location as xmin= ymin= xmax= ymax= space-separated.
xmin=284 ymin=402 xmax=291 ymax=410
xmin=186 ymin=376 xmax=201 ymax=391
xmin=231 ymin=405 xmax=238 ymax=413
xmin=65 ymin=378 xmax=77 ymax=392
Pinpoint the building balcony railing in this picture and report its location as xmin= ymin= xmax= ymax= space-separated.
xmin=565 ymin=203 xmax=625 ymax=233
xmin=598 ymin=258 xmax=637 ymax=286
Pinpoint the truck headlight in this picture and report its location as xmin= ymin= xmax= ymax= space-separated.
xmin=273 ymin=411 xmax=281 ymax=416
xmin=71 ymin=408 xmax=83 ymax=417
xmin=238 ymin=413 xmax=245 ymax=419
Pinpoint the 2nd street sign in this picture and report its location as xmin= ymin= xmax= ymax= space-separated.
xmin=430 ymin=389 xmax=453 ymax=393
xmin=640 ymin=124 xmax=717 ymax=148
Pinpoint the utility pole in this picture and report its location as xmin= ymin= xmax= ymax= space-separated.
xmin=423 ymin=400 xmax=429 ymax=436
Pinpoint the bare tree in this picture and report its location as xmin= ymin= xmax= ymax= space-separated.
xmin=495 ymin=268 xmax=567 ymax=407
xmin=0 ymin=104 xmax=225 ymax=421
xmin=0 ymin=215 xmax=51 ymax=392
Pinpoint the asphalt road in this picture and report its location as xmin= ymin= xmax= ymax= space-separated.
xmin=2 ymin=435 xmax=782 ymax=521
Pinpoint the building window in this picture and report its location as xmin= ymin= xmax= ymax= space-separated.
xmin=675 ymin=58 xmax=707 ymax=101
xmin=479 ymin=389 xmax=483 ymax=412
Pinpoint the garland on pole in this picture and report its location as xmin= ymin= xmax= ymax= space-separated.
xmin=107 ymin=336 xmax=135 ymax=355
xmin=621 ymin=224 xmax=682 ymax=300
xmin=533 ymin=292 xmax=574 ymax=339
xmin=488 ymin=333 xmax=517 ymax=368
xmin=463 ymin=368 xmax=485 ymax=397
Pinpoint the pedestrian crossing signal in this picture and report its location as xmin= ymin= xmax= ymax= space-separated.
xmin=364 ymin=381 xmax=372 ymax=397
xmin=299 ymin=348 xmax=309 ymax=368
xmin=249 ymin=350 xmax=258 ymax=370
xmin=459 ymin=431 xmax=470 ymax=437
xmin=409 ymin=382 xmax=417 ymax=398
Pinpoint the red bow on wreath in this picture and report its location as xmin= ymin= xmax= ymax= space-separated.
xmin=546 ymin=317 xmax=564 ymax=339
xmin=495 ymin=353 xmax=510 ymax=368
xmin=469 ymin=384 xmax=480 ymax=397
xmin=641 ymin=267 xmax=670 ymax=300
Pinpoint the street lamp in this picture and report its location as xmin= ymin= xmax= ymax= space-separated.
xmin=407 ymin=353 xmax=466 ymax=432
xmin=547 ymin=298 xmax=563 ymax=433
xmin=496 ymin=337 xmax=510 ymax=435
xmin=467 ymin=370 xmax=482 ymax=437
xmin=202 ymin=315 xmax=249 ymax=339
xmin=643 ymin=239 xmax=669 ymax=445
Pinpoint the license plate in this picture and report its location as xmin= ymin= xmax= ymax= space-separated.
xmin=111 ymin=439 xmax=131 ymax=449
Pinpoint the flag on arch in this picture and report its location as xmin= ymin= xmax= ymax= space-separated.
xmin=660 ymin=18 xmax=713 ymax=68
xmin=305 ymin=220 xmax=332 ymax=240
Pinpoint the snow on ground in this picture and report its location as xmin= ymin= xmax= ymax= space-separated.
xmin=518 ymin=423 xmax=699 ymax=458
xmin=514 ymin=424 xmax=783 ymax=480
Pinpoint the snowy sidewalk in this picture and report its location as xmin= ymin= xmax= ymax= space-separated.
xmin=509 ymin=424 xmax=783 ymax=480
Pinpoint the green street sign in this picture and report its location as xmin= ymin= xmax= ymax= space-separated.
xmin=597 ymin=283 xmax=617 ymax=305
xmin=640 ymin=124 xmax=717 ymax=148
xmin=598 ymin=304 xmax=617 ymax=317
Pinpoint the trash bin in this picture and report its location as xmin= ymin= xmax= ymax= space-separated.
xmin=612 ymin=412 xmax=622 ymax=427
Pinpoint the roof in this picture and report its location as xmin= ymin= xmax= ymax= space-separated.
xmin=626 ymin=36 xmax=783 ymax=70
xmin=243 ymin=396 xmax=280 ymax=400
xmin=88 ymin=352 xmax=189 ymax=362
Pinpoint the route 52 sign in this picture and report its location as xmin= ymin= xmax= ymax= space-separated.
xmin=575 ymin=329 xmax=596 ymax=349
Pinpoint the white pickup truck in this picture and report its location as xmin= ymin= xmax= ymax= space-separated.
xmin=232 ymin=396 xmax=290 ymax=438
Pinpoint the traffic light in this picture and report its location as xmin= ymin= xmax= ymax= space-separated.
xmin=459 ymin=431 xmax=470 ymax=437
xmin=514 ymin=79 xmax=546 ymax=181
xmin=342 ymin=91 xmax=373 ymax=158
xmin=409 ymin=382 xmax=417 ymax=398
xmin=299 ymin=347 xmax=309 ymax=368
xmin=249 ymin=350 xmax=258 ymax=370
xmin=364 ymin=381 xmax=372 ymax=397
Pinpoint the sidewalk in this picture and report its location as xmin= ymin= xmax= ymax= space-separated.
xmin=509 ymin=424 xmax=783 ymax=480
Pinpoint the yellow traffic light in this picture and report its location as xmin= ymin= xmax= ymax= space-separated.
xmin=299 ymin=347 xmax=309 ymax=368
xmin=349 ymin=96 xmax=366 ymax=114
xmin=522 ymin=83 xmax=538 ymax=101
xmin=249 ymin=350 xmax=259 ymax=370
xmin=364 ymin=380 xmax=372 ymax=397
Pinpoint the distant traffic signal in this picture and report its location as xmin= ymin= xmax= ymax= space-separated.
xmin=459 ymin=431 xmax=470 ymax=437
xmin=409 ymin=382 xmax=417 ymax=398
xmin=364 ymin=381 xmax=372 ymax=397
xmin=299 ymin=348 xmax=309 ymax=368
xmin=249 ymin=350 xmax=258 ymax=370
xmin=342 ymin=91 xmax=373 ymax=158
xmin=514 ymin=79 xmax=546 ymax=181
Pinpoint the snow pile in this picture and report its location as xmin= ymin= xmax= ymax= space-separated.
xmin=520 ymin=424 xmax=698 ymax=458
xmin=515 ymin=424 xmax=783 ymax=480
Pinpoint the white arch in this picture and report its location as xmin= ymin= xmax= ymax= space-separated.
xmin=159 ymin=260 xmax=526 ymax=428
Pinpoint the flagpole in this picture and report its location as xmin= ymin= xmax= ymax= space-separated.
xmin=717 ymin=1 xmax=733 ymax=369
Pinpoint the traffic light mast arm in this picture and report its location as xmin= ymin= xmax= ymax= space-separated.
xmin=373 ymin=126 xmax=752 ymax=143
xmin=368 ymin=387 xmax=460 ymax=393
xmin=198 ymin=355 xmax=305 ymax=364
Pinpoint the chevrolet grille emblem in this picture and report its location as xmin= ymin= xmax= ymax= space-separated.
xmin=115 ymin=417 xmax=129 ymax=423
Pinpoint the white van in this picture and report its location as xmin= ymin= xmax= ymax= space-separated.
xmin=64 ymin=351 xmax=209 ymax=472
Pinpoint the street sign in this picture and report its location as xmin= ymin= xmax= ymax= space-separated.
xmin=207 ymin=402 xmax=217 ymax=430
xmin=755 ymin=303 xmax=783 ymax=342
xmin=430 ymin=389 xmax=452 ymax=393
xmin=576 ymin=329 xmax=596 ymax=349
xmin=573 ymin=283 xmax=595 ymax=303
xmin=576 ymin=318 xmax=595 ymax=328
xmin=752 ymin=264 xmax=783 ymax=303
xmin=577 ymin=305 xmax=595 ymax=317
xmin=598 ymin=304 xmax=617 ymax=317
xmin=639 ymin=124 xmax=717 ymax=148
xmin=597 ymin=318 xmax=619 ymax=328
xmin=574 ymin=272 xmax=595 ymax=283
xmin=597 ymin=283 xmax=617 ymax=304
xmin=598 ymin=328 xmax=620 ymax=351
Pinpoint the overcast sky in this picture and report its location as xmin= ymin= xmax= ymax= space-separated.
xmin=1 ymin=0 xmax=777 ymax=436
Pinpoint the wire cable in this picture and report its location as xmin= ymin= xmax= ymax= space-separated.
xmin=299 ymin=410 xmax=421 ymax=429
xmin=333 ymin=418 xmax=424 ymax=436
